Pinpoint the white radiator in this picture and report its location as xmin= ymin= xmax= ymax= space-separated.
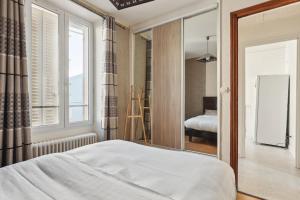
xmin=32 ymin=133 xmax=97 ymax=158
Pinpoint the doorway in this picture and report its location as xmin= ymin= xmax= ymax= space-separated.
xmin=230 ymin=0 xmax=300 ymax=199
xmin=239 ymin=40 xmax=299 ymax=199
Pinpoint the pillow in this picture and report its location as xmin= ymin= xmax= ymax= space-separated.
xmin=205 ymin=109 xmax=217 ymax=115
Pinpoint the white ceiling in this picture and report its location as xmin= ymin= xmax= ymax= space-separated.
xmin=184 ymin=10 xmax=217 ymax=60
xmin=246 ymin=40 xmax=295 ymax=54
xmin=44 ymin=0 xmax=101 ymax=22
xmin=85 ymin=0 xmax=206 ymax=26
xmin=79 ymin=0 xmax=217 ymax=60
xmin=239 ymin=2 xmax=300 ymax=28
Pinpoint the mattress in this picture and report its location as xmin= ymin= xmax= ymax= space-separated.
xmin=185 ymin=115 xmax=218 ymax=133
xmin=0 ymin=140 xmax=235 ymax=200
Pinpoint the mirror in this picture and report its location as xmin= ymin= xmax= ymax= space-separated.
xmin=131 ymin=30 xmax=152 ymax=143
xmin=183 ymin=10 xmax=218 ymax=155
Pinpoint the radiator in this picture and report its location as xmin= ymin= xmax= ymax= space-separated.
xmin=32 ymin=133 xmax=97 ymax=158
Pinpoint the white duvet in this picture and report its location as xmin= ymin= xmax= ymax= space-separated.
xmin=185 ymin=115 xmax=218 ymax=133
xmin=0 ymin=140 xmax=235 ymax=200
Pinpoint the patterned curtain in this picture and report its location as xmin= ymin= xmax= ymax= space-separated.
xmin=144 ymin=40 xmax=152 ymax=139
xmin=0 ymin=0 xmax=32 ymax=167
xmin=101 ymin=16 xmax=118 ymax=140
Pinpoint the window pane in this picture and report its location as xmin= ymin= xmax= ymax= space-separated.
xmin=69 ymin=24 xmax=89 ymax=123
xmin=31 ymin=4 xmax=59 ymax=127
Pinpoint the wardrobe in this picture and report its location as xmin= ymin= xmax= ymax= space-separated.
xmin=152 ymin=20 xmax=182 ymax=149
xmin=133 ymin=19 xmax=183 ymax=149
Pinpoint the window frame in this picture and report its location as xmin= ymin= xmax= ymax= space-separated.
xmin=30 ymin=0 xmax=94 ymax=134
xmin=31 ymin=0 xmax=65 ymax=133
xmin=64 ymin=14 xmax=94 ymax=128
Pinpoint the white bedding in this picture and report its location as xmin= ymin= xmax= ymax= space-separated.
xmin=185 ymin=115 xmax=218 ymax=133
xmin=0 ymin=140 xmax=235 ymax=200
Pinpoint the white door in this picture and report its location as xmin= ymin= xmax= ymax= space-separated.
xmin=255 ymin=75 xmax=290 ymax=147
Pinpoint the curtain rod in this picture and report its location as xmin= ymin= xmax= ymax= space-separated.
xmin=70 ymin=0 xmax=128 ymax=29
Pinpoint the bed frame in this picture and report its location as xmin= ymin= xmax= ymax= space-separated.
xmin=186 ymin=97 xmax=217 ymax=142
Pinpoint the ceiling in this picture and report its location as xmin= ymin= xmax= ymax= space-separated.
xmin=246 ymin=40 xmax=296 ymax=54
xmin=50 ymin=0 xmax=101 ymax=22
xmin=77 ymin=0 xmax=217 ymax=60
xmin=184 ymin=10 xmax=217 ymax=60
xmin=239 ymin=2 xmax=300 ymax=28
xmin=86 ymin=0 xmax=204 ymax=26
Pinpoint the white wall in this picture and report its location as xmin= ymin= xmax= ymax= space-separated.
xmin=286 ymin=41 xmax=298 ymax=158
xmin=220 ymin=0 xmax=270 ymax=163
xmin=205 ymin=61 xmax=218 ymax=96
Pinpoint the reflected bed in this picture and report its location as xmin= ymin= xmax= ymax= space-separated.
xmin=185 ymin=97 xmax=218 ymax=141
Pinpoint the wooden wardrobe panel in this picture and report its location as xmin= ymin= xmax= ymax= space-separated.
xmin=152 ymin=20 xmax=182 ymax=149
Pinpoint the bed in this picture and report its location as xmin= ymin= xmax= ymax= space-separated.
xmin=0 ymin=140 xmax=236 ymax=200
xmin=185 ymin=97 xmax=218 ymax=142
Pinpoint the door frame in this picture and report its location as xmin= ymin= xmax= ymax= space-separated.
xmin=230 ymin=0 xmax=300 ymax=185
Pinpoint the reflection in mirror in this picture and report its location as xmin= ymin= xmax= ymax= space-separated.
xmin=184 ymin=10 xmax=218 ymax=155
xmin=132 ymin=30 xmax=152 ymax=143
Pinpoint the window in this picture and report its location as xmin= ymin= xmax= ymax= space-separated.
xmin=31 ymin=4 xmax=59 ymax=127
xmin=31 ymin=2 xmax=93 ymax=131
xmin=68 ymin=23 xmax=89 ymax=123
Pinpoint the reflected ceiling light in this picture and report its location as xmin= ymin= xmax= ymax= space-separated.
xmin=110 ymin=0 xmax=155 ymax=10
xmin=197 ymin=36 xmax=217 ymax=63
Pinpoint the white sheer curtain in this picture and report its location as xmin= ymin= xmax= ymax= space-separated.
xmin=94 ymin=19 xmax=105 ymax=141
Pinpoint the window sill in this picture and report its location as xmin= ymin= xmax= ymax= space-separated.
xmin=32 ymin=125 xmax=95 ymax=143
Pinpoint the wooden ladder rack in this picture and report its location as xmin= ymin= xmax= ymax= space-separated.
xmin=124 ymin=86 xmax=148 ymax=144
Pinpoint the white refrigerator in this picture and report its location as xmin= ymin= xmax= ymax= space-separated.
xmin=255 ymin=75 xmax=289 ymax=148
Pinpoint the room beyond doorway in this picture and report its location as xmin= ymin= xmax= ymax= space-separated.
xmin=237 ymin=4 xmax=300 ymax=198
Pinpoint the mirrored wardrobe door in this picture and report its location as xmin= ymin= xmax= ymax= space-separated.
xmin=183 ymin=9 xmax=218 ymax=155
xmin=129 ymin=30 xmax=152 ymax=144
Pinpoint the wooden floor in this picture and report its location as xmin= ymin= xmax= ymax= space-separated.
xmin=237 ymin=193 xmax=261 ymax=200
xmin=185 ymin=136 xmax=217 ymax=155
